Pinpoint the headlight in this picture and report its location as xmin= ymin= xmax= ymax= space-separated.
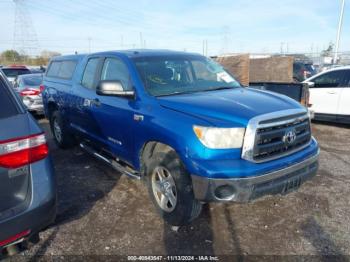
xmin=193 ymin=126 xmax=245 ymax=149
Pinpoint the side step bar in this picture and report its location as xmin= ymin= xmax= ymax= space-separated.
xmin=79 ymin=143 xmax=141 ymax=180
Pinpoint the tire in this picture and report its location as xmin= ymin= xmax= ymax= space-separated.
xmin=146 ymin=150 xmax=202 ymax=226
xmin=50 ymin=111 xmax=76 ymax=149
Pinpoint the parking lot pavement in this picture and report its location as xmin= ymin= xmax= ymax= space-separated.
xmin=11 ymin=119 xmax=350 ymax=259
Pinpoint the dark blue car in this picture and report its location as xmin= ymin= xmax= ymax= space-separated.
xmin=0 ymin=71 xmax=56 ymax=255
xmin=43 ymin=50 xmax=319 ymax=225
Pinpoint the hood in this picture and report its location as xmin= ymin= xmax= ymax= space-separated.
xmin=158 ymin=87 xmax=303 ymax=127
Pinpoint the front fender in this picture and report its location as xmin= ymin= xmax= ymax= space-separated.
xmin=132 ymin=104 xmax=210 ymax=172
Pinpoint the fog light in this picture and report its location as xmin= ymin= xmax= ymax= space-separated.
xmin=214 ymin=185 xmax=235 ymax=200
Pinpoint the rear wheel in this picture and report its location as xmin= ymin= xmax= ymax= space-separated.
xmin=50 ymin=111 xmax=76 ymax=149
xmin=146 ymin=150 xmax=202 ymax=225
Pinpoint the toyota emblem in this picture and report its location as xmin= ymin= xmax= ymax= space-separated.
xmin=283 ymin=129 xmax=297 ymax=145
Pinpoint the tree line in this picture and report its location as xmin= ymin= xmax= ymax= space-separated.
xmin=0 ymin=50 xmax=61 ymax=66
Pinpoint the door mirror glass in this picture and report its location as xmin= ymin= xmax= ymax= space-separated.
xmin=306 ymin=81 xmax=315 ymax=88
xmin=96 ymin=80 xmax=134 ymax=97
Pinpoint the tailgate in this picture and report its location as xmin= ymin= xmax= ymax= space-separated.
xmin=0 ymin=114 xmax=31 ymax=218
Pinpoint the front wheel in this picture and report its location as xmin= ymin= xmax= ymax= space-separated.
xmin=146 ymin=150 xmax=202 ymax=226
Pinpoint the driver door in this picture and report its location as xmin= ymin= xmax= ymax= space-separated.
xmin=90 ymin=56 xmax=136 ymax=163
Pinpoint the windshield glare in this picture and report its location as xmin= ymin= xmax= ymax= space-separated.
xmin=133 ymin=55 xmax=240 ymax=97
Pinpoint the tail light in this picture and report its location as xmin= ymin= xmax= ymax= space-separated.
xmin=20 ymin=88 xmax=41 ymax=96
xmin=0 ymin=133 xmax=48 ymax=169
xmin=39 ymin=84 xmax=45 ymax=93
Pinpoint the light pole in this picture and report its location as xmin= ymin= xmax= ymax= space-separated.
xmin=334 ymin=0 xmax=345 ymax=64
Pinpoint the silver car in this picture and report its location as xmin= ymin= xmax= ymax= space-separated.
xmin=13 ymin=74 xmax=44 ymax=114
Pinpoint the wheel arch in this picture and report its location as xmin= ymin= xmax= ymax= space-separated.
xmin=47 ymin=101 xmax=58 ymax=120
xmin=139 ymin=141 xmax=178 ymax=177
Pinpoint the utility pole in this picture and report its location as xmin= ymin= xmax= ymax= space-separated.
xmin=202 ymin=40 xmax=205 ymax=55
xmin=88 ymin=37 xmax=92 ymax=53
xmin=205 ymin=40 xmax=208 ymax=56
xmin=13 ymin=0 xmax=40 ymax=58
xmin=280 ymin=42 xmax=284 ymax=55
xmin=140 ymin=32 xmax=143 ymax=48
xmin=334 ymin=0 xmax=345 ymax=64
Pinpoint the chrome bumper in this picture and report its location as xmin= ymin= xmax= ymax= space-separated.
xmin=191 ymin=151 xmax=319 ymax=202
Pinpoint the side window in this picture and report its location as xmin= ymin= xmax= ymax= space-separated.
xmin=58 ymin=61 xmax=77 ymax=79
xmin=313 ymin=70 xmax=345 ymax=88
xmin=47 ymin=61 xmax=62 ymax=77
xmin=46 ymin=60 xmax=77 ymax=79
xmin=101 ymin=58 xmax=132 ymax=90
xmin=82 ymin=58 xmax=100 ymax=89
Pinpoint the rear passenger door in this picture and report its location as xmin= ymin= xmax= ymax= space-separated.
xmin=90 ymin=56 xmax=136 ymax=163
xmin=69 ymin=57 xmax=104 ymax=141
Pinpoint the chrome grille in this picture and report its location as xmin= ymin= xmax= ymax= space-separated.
xmin=253 ymin=117 xmax=311 ymax=161
xmin=241 ymin=109 xmax=312 ymax=163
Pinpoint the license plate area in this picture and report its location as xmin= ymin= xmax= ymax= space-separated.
xmin=282 ymin=177 xmax=302 ymax=193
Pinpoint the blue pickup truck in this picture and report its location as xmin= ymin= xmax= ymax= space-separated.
xmin=42 ymin=50 xmax=319 ymax=225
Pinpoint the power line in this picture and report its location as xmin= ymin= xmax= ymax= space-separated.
xmin=12 ymin=0 xmax=40 ymax=57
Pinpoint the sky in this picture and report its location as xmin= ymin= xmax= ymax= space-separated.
xmin=0 ymin=0 xmax=348 ymax=56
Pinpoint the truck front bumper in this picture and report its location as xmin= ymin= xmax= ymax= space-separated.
xmin=191 ymin=150 xmax=319 ymax=202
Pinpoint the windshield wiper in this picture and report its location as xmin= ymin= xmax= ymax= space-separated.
xmin=203 ymin=86 xmax=234 ymax=92
xmin=156 ymin=86 xmax=235 ymax=97
xmin=156 ymin=90 xmax=201 ymax=97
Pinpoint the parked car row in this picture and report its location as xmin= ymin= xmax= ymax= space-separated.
xmin=13 ymin=74 xmax=45 ymax=115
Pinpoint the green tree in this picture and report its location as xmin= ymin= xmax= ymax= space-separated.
xmin=1 ymin=50 xmax=21 ymax=62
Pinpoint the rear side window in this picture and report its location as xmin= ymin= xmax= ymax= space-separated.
xmin=47 ymin=60 xmax=77 ymax=79
xmin=47 ymin=62 xmax=61 ymax=77
xmin=82 ymin=58 xmax=100 ymax=89
xmin=0 ymin=78 xmax=19 ymax=118
xmin=58 ymin=61 xmax=77 ymax=79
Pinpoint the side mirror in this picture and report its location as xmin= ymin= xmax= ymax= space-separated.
xmin=96 ymin=80 xmax=134 ymax=97
xmin=306 ymin=81 xmax=315 ymax=88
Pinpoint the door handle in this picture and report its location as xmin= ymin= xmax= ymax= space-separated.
xmin=83 ymin=98 xmax=92 ymax=107
xmin=134 ymin=114 xmax=144 ymax=121
xmin=327 ymin=91 xmax=336 ymax=94
xmin=91 ymin=98 xmax=101 ymax=107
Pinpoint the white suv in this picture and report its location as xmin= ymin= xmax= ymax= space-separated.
xmin=303 ymin=66 xmax=350 ymax=124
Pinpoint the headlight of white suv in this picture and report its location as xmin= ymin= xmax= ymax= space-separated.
xmin=193 ymin=126 xmax=245 ymax=149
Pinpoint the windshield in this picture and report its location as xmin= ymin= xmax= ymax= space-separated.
xmin=133 ymin=55 xmax=241 ymax=97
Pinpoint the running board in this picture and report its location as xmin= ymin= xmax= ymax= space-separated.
xmin=79 ymin=143 xmax=141 ymax=180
